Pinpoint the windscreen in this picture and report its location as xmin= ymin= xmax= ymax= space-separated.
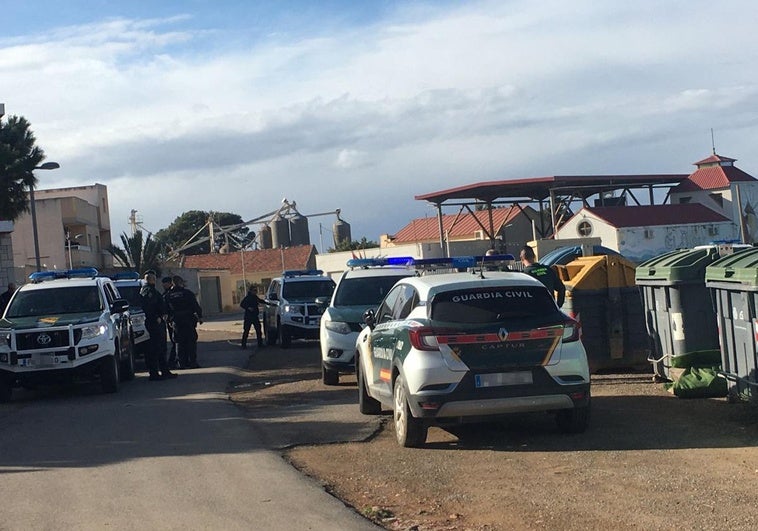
xmin=334 ymin=275 xmax=409 ymax=306
xmin=431 ymin=286 xmax=561 ymax=324
xmin=117 ymin=285 xmax=143 ymax=308
xmin=282 ymin=280 xmax=335 ymax=300
xmin=6 ymin=286 xmax=103 ymax=317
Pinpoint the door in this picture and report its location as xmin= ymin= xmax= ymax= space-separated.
xmin=199 ymin=276 xmax=222 ymax=316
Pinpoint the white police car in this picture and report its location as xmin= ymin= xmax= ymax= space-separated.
xmin=111 ymin=273 xmax=150 ymax=359
xmin=355 ymin=255 xmax=590 ymax=447
xmin=320 ymin=257 xmax=416 ymax=385
xmin=0 ymin=268 xmax=134 ymax=401
xmin=263 ymin=270 xmax=336 ymax=348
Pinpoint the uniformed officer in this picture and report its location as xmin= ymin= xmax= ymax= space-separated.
xmin=240 ymin=286 xmax=271 ymax=349
xmin=140 ymin=271 xmax=177 ymax=380
xmin=161 ymin=276 xmax=178 ymax=369
xmin=519 ymin=245 xmax=566 ymax=307
xmin=166 ymin=275 xmax=203 ymax=369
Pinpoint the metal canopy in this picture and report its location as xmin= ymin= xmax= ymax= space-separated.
xmin=414 ymin=173 xmax=689 ymax=255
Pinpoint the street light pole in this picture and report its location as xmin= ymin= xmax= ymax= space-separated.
xmin=30 ymin=162 xmax=60 ymax=272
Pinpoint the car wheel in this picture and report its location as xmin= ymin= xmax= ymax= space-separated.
xmin=0 ymin=376 xmax=13 ymax=403
xmin=393 ymin=373 xmax=427 ymax=447
xmin=556 ymin=398 xmax=591 ymax=434
xmin=322 ymin=364 xmax=339 ymax=386
xmin=101 ymin=350 xmax=120 ymax=394
xmin=264 ymin=318 xmax=277 ymax=346
xmin=280 ymin=324 xmax=291 ymax=349
xmin=120 ymin=335 xmax=136 ymax=381
xmin=357 ymin=357 xmax=381 ymax=415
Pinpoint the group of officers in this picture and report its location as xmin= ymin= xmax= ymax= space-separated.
xmin=139 ymin=272 xmax=203 ymax=381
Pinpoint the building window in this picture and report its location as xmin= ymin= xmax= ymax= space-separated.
xmin=577 ymin=220 xmax=593 ymax=237
xmin=709 ymin=193 xmax=724 ymax=208
xmin=644 ymin=229 xmax=654 ymax=239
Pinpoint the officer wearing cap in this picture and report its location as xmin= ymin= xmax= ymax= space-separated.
xmin=161 ymin=276 xmax=178 ymax=369
xmin=166 ymin=275 xmax=203 ymax=369
xmin=140 ymin=271 xmax=177 ymax=380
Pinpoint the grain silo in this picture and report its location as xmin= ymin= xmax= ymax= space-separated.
xmin=258 ymin=224 xmax=272 ymax=249
xmin=333 ymin=216 xmax=352 ymax=248
xmin=289 ymin=212 xmax=310 ymax=246
xmin=270 ymin=214 xmax=291 ymax=248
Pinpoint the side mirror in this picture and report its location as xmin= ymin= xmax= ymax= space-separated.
xmin=111 ymin=298 xmax=129 ymax=314
xmin=315 ymin=296 xmax=330 ymax=307
xmin=268 ymin=293 xmax=279 ymax=302
xmin=363 ymin=308 xmax=376 ymax=330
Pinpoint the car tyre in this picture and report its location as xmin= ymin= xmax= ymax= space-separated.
xmin=120 ymin=336 xmax=136 ymax=381
xmin=358 ymin=357 xmax=381 ymax=415
xmin=393 ymin=373 xmax=427 ymax=447
xmin=322 ymin=364 xmax=339 ymax=386
xmin=101 ymin=352 xmax=120 ymax=394
xmin=556 ymin=399 xmax=591 ymax=434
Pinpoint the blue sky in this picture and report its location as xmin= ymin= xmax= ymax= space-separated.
xmin=3 ymin=0 xmax=758 ymax=251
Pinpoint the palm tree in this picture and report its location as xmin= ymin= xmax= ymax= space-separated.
xmin=106 ymin=230 xmax=163 ymax=275
xmin=0 ymin=116 xmax=46 ymax=221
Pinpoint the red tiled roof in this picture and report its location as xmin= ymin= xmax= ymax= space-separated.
xmin=693 ymin=154 xmax=736 ymax=165
xmin=391 ymin=206 xmax=526 ymax=243
xmin=671 ymin=165 xmax=756 ymax=193
xmin=182 ymin=245 xmax=316 ymax=275
xmin=583 ymin=204 xmax=730 ymax=228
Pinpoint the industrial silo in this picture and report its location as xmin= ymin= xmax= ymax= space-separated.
xmin=258 ymin=224 xmax=272 ymax=249
xmin=289 ymin=212 xmax=310 ymax=246
xmin=333 ymin=217 xmax=352 ymax=247
xmin=270 ymin=214 xmax=291 ymax=249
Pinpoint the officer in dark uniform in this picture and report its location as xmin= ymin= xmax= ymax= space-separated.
xmin=139 ymin=271 xmax=177 ymax=380
xmin=166 ymin=275 xmax=203 ymax=369
xmin=520 ymin=245 xmax=566 ymax=307
xmin=240 ymin=286 xmax=271 ymax=349
xmin=161 ymin=276 xmax=178 ymax=369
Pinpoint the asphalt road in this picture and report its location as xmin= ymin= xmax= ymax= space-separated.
xmin=0 ymin=330 xmax=378 ymax=530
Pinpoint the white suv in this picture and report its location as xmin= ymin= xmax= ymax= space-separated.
xmin=0 ymin=268 xmax=135 ymax=401
xmin=320 ymin=259 xmax=416 ymax=385
xmin=355 ymin=256 xmax=590 ymax=447
xmin=112 ymin=274 xmax=150 ymax=359
xmin=262 ymin=270 xmax=335 ymax=348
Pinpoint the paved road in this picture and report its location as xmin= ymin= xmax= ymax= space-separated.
xmin=0 ymin=330 xmax=378 ymax=530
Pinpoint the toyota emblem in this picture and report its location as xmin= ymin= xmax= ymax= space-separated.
xmin=36 ymin=333 xmax=52 ymax=345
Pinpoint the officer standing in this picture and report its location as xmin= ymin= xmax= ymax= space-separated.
xmin=0 ymin=282 xmax=16 ymax=315
xmin=519 ymin=245 xmax=566 ymax=308
xmin=161 ymin=276 xmax=178 ymax=369
xmin=240 ymin=286 xmax=271 ymax=349
xmin=140 ymin=272 xmax=177 ymax=380
xmin=166 ymin=275 xmax=203 ymax=369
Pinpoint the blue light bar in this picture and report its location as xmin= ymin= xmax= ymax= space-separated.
xmin=283 ymin=269 xmax=324 ymax=277
xmin=29 ymin=267 xmax=99 ymax=282
xmin=407 ymin=254 xmax=515 ymax=269
xmin=346 ymin=256 xmax=414 ymax=268
xmin=111 ymin=271 xmax=140 ymax=280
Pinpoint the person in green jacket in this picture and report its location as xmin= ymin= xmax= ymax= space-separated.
xmin=519 ymin=245 xmax=565 ymax=308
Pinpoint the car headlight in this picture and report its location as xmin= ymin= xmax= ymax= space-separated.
xmin=283 ymin=304 xmax=304 ymax=315
xmin=325 ymin=320 xmax=351 ymax=334
xmin=81 ymin=324 xmax=108 ymax=339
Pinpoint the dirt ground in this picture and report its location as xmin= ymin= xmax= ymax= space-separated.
xmin=226 ymin=335 xmax=758 ymax=531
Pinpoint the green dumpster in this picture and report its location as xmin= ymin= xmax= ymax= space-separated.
xmin=635 ymin=247 xmax=724 ymax=380
xmin=705 ymin=248 xmax=758 ymax=403
xmin=558 ymin=255 xmax=648 ymax=373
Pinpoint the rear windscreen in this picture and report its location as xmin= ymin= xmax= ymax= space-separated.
xmin=431 ymin=286 xmax=560 ymax=324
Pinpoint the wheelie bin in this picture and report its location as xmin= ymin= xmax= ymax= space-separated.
xmin=635 ymin=247 xmax=724 ymax=380
xmin=557 ymin=254 xmax=648 ymax=373
xmin=705 ymin=248 xmax=758 ymax=403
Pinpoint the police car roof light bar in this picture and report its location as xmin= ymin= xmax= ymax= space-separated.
xmin=110 ymin=271 xmax=140 ymax=280
xmin=346 ymin=256 xmax=414 ymax=268
xmin=29 ymin=267 xmax=100 ymax=282
xmin=282 ymin=269 xmax=324 ymax=277
xmin=409 ymin=254 xmax=515 ymax=270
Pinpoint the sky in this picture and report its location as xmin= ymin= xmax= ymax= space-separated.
xmin=2 ymin=0 xmax=758 ymax=253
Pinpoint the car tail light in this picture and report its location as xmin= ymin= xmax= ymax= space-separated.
xmin=408 ymin=327 xmax=440 ymax=351
xmin=562 ymin=318 xmax=581 ymax=343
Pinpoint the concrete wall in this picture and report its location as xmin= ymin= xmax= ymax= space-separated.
xmin=0 ymin=221 xmax=15 ymax=289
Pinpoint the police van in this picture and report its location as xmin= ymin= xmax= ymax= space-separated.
xmin=0 ymin=268 xmax=135 ymax=401
xmin=355 ymin=255 xmax=591 ymax=447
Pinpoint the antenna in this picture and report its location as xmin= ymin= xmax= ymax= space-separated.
xmin=710 ymin=128 xmax=716 ymax=155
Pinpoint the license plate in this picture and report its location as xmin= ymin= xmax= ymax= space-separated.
xmin=475 ymin=371 xmax=533 ymax=388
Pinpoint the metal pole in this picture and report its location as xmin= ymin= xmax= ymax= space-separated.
xmin=67 ymin=231 xmax=73 ymax=269
xmin=29 ymin=185 xmax=42 ymax=272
